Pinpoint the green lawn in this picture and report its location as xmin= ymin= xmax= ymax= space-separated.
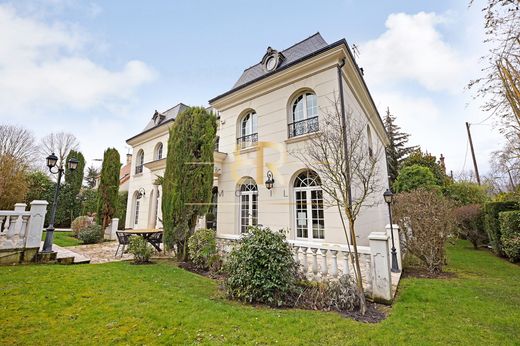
xmin=1 ymin=240 xmax=519 ymax=345
xmin=41 ymin=231 xmax=81 ymax=247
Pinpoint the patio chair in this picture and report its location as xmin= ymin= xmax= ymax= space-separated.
xmin=115 ymin=231 xmax=130 ymax=258
xmin=148 ymin=232 xmax=163 ymax=252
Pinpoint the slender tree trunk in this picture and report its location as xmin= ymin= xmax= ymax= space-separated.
xmin=347 ymin=216 xmax=367 ymax=314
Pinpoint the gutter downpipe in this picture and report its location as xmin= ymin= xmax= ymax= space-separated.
xmin=337 ymin=58 xmax=353 ymax=208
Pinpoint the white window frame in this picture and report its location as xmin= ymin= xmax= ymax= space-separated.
xmin=294 ymin=172 xmax=324 ymax=240
xmin=239 ymin=178 xmax=258 ymax=233
xmin=292 ymin=92 xmax=317 ymax=123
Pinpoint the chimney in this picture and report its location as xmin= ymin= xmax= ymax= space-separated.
xmin=439 ymin=154 xmax=446 ymax=173
xmin=126 ymin=153 xmax=132 ymax=165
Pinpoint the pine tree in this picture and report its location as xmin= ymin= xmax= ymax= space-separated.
xmin=384 ymin=107 xmax=417 ymax=185
xmin=85 ymin=165 xmax=99 ymax=189
xmin=97 ymin=148 xmax=121 ymax=228
xmin=162 ymin=107 xmax=217 ymax=260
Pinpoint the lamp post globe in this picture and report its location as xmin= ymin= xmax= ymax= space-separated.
xmin=67 ymin=157 xmax=79 ymax=171
xmin=46 ymin=153 xmax=58 ymax=169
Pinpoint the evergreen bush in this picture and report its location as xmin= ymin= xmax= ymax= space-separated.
xmin=499 ymin=211 xmax=520 ymax=262
xmin=77 ymin=224 xmax=103 ymax=244
xmin=188 ymin=228 xmax=219 ymax=271
xmin=224 ymin=226 xmax=299 ymax=307
xmin=128 ymin=236 xmax=152 ymax=264
xmin=483 ymin=201 xmax=518 ymax=256
xmin=393 ymin=164 xmax=439 ymax=193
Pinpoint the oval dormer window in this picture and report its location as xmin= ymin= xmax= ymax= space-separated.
xmin=266 ymin=56 xmax=277 ymax=71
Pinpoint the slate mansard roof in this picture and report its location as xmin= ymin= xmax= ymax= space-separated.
xmin=126 ymin=103 xmax=189 ymax=142
xmin=233 ymin=33 xmax=328 ymax=88
xmin=209 ymin=32 xmax=350 ymax=103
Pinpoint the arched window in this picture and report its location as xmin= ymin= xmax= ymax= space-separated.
xmin=289 ymin=92 xmax=318 ymax=138
xmin=239 ymin=177 xmax=258 ymax=233
xmin=135 ymin=150 xmax=144 ymax=174
xmin=132 ymin=191 xmax=141 ymax=226
xmin=155 ymin=142 xmax=163 ymax=160
xmin=294 ymin=170 xmax=324 ymax=239
xmin=367 ymin=125 xmax=373 ymax=159
xmin=237 ymin=111 xmax=258 ymax=149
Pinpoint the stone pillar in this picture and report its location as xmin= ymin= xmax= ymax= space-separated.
xmin=386 ymin=224 xmax=402 ymax=270
xmin=105 ymin=218 xmax=119 ymax=240
xmin=368 ymin=232 xmax=392 ymax=304
xmin=14 ymin=203 xmax=27 ymax=212
xmin=26 ymin=200 xmax=48 ymax=249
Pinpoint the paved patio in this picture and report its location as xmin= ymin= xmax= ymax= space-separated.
xmin=67 ymin=241 xmax=172 ymax=264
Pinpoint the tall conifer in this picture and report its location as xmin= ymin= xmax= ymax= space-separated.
xmin=97 ymin=148 xmax=121 ymax=228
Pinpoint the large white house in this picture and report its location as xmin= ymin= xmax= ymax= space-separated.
xmin=125 ymin=33 xmax=390 ymax=247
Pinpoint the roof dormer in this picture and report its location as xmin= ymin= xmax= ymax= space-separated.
xmin=152 ymin=110 xmax=166 ymax=125
xmin=261 ymin=47 xmax=285 ymax=72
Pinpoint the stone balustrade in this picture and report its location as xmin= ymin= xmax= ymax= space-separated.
xmin=216 ymin=226 xmax=401 ymax=303
xmin=0 ymin=201 xmax=48 ymax=264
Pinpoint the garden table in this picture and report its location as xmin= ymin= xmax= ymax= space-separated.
xmin=121 ymin=229 xmax=163 ymax=251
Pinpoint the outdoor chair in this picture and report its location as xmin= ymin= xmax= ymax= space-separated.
xmin=148 ymin=232 xmax=163 ymax=252
xmin=115 ymin=231 xmax=130 ymax=258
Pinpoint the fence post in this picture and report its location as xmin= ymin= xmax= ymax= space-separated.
xmin=26 ymin=200 xmax=48 ymax=249
xmin=386 ymin=224 xmax=402 ymax=270
xmin=368 ymin=232 xmax=392 ymax=304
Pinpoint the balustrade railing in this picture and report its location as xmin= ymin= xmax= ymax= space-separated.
xmin=0 ymin=211 xmax=31 ymax=250
xmin=288 ymin=116 xmax=319 ymax=138
xmin=236 ymin=133 xmax=258 ymax=149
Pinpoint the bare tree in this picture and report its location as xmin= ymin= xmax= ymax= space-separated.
xmin=490 ymin=133 xmax=520 ymax=191
xmin=469 ymin=0 xmax=520 ymax=136
xmin=0 ymin=124 xmax=37 ymax=166
xmin=292 ymin=97 xmax=384 ymax=314
xmin=40 ymin=132 xmax=80 ymax=168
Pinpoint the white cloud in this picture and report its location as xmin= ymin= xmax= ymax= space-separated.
xmin=359 ymin=12 xmax=469 ymax=94
xmin=0 ymin=4 xmax=156 ymax=114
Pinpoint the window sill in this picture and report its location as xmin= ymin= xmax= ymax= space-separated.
xmin=284 ymin=131 xmax=321 ymax=144
xmin=236 ymin=145 xmax=259 ymax=154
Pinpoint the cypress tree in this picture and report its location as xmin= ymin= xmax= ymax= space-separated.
xmin=162 ymin=106 xmax=217 ymax=260
xmin=97 ymin=148 xmax=121 ymax=228
xmin=384 ymin=107 xmax=417 ymax=185
xmin=65 ymin=150 xmax=85 ymax=222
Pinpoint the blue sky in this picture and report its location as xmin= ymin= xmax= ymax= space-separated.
xmin=0 ymin=0 xmax=501 ymax=176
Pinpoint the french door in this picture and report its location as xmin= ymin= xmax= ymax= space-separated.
xmin=239 ymin=178 xmax=258 ymax=233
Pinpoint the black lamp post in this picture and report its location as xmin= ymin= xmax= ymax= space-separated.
xmin=41 ymin=153 xmax=79 ymax=253
xmin=383 ymin=188 xmax=400 ymax=273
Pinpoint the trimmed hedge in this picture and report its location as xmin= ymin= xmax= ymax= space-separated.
xmin=499 ymin=211 xmax=520 ymax=262
xmin=483 ymin=201 xmax=518 ymax=256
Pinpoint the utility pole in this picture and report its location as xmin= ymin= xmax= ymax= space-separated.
xmin=465 ymin=122 xmax=481 ymax=185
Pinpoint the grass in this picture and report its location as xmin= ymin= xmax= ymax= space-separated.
xmin=41 ymin=231 xmax=82 ymax=247
xmin=1 ymin=240 xmax=519 ymax=345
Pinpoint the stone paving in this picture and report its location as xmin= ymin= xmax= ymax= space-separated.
xmin=67 ymin=241 xmax=172 ymax=264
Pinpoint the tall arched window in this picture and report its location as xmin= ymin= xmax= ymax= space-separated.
xmin=237 ymin=111 xmax=258 ymax=149
xmin=239 ymin=177 xmax=258 ymax=233
xmin=155 ymin=142 xmax=163 ymax=160
xmin=132 ymin=191 xmax=141 ymax=226
xmin=367 ymin=125 xmax=373 ymax=159
xmin=294 ymin=170 xmax=324 ymax=239
xmin=289 ymin=92 xmax=318 ymax=138
xmin=135 ymin=150 xmax=144 ymax=174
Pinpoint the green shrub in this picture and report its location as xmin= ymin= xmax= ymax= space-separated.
xmin=188 ymin=228 xmax=220 ymax=271
xmin=77 ymin=224 xmax=103 ymax=244
xmin=483 ymin=201 xmax=518 ymax=256
xmin=454 ymin=204 xmax=487 ymax=249
xmin=499 ymin=211 xmax=520 ymax=262
xmin=224 ymin=226 xmax=299 ymax=307
xmin=393 ymin=164 xmax=439 ymax=193
xmin=443 ymin=181 xmax=489 ymax=206
xmin=128 ymin=236 xmax=152 ymax=264
xmin=71 ymin=216 xmax=94 ymax=237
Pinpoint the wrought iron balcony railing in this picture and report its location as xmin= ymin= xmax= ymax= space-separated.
xmin=135 ymin=164 xmax=143 ymax=174
xmin=236 ymin=133 xmax=258 ymax=149
xmin=288 ymin=116 xmax=319 ymax=138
